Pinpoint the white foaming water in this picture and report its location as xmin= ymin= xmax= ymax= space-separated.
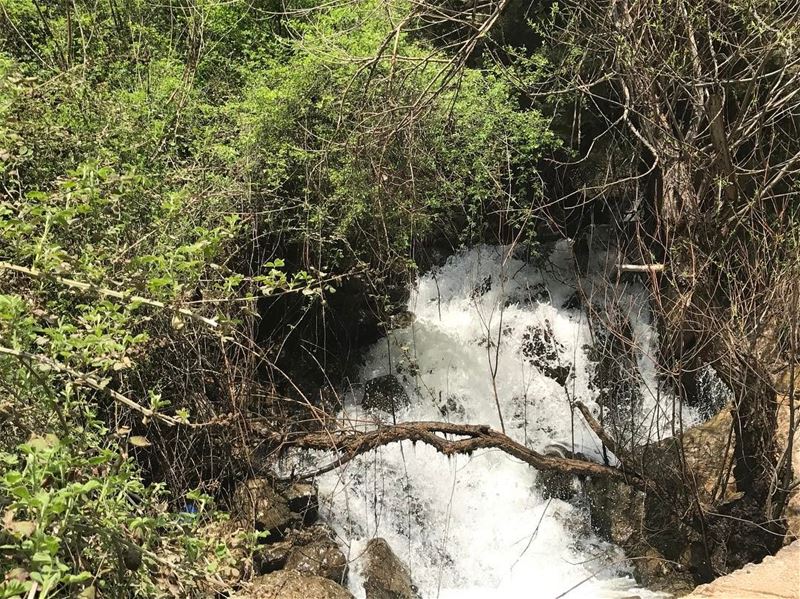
xmin=313 ymin=242 xmax=693 ymax=599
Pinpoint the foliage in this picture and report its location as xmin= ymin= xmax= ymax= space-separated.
xmin=0 ymin=0 xmax=553 ymax=595
xmin=235 ymin=0 xmax=555 ymax=271
xmin=0 ymin=434 xmax=229 ymax=598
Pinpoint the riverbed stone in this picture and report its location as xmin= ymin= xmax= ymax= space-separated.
xmin=582 ymin=407 xmax=739 ymax=593
xmin=232 ymin=478 xmax=296 ymax=537
xmin=362 ymin=538 xmax=417 ymax=599
xmin=536 ymin=442 xmax=586 ymax=501
xmin=233 ymin=569 xmax=353 ymax=599
xmin=520 ymin=322 xmax=571 ymax=386
xmin=362 ymin=375 xmax=409 ymax=413
xmin=388 ymin=310 xmax=416 ymax=330
xmin=253 ymin=523 xmax=339 ymax=574
xmin=285 ymin=539 xmax=348 ymax=583
xmin=280 ymin=482 xmax=319 ymax=524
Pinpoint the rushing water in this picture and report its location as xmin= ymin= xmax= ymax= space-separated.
xmin=310 ymin=242 xmax=696 ymax=599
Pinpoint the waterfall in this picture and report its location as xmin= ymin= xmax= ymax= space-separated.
xmin=313 ymin=242 xmax=696 ymax=598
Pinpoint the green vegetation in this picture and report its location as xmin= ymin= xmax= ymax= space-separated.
xmin=0 ymin=1 xmax=550 ymax=596
xmin=4 ymin=0 xmax=795 ymax=594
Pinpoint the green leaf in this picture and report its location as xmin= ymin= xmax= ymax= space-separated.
xmin=65 ymin=572 xmax=93 ymax=585
xmin=31 ymin=551 xmax=53 ymax=567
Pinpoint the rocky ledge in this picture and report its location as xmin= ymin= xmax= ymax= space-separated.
xmin=681 ymin=541 xmax=799 ymax=599
xmin=210 ymin=476 xmax=418 ymax=598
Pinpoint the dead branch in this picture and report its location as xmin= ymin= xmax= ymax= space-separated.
xmin=618 ymin=263 xmax=665 ymax=273
xmin=254 ymin=418 xmax=646 ymax=488
xmin=574 ymin=400 xmax=633 ymax=464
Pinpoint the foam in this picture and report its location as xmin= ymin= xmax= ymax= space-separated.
xmin=314 ymin=243 xmax=691 ymax=598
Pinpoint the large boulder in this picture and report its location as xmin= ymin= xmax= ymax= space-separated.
xmin=583 ymin=408 xmax=738 ymax=594
xmin=520 ymin=322 xmax=571 ymax=386
xmin=285 ymin=539 xmax=348 ymax=584
xmin=232 ymin=479 xmax=296 ymax=537
xmin=362 ymin=538 xmax=417 ymax=599
xmin=362 ymin=375 xmax=409 ymax=414
xmin=233 ymin=570 xmax=353 ymax=599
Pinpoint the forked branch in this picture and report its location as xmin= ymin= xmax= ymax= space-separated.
xmin=256 ymin=418 xmax=645 ymax=488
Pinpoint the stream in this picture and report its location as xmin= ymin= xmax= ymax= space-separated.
xmin=310 ymin=242 xmax=699 ymax=598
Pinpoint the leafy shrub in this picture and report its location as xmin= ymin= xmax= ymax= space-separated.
xmin=0 ymin=1 xmax=554 ymax=595
xmin=0 ymin=434 xmax=225 ymax=598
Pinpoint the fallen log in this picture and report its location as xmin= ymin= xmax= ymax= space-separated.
xmin=252 ymin=419 xmax=645 ymax=488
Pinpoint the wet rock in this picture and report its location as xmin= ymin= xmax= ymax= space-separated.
xmin=535 ymin=442 xmax=589 ymax=501
xmin=285 ymin=539 xmax=348 ymax=584
xmin=437 ymin=394 xmax=465 ymax=419
xmin=586 ymin=308 xmax=643 ymax=442
xmin=584 ymin=475 xmax=645 ymax=548
xmin=470 ymin=275 xmax=492 ymax=298
xmin=362 ymin=538 xmax=417 ymax=599
xmin=582 ymin=409 xmax=741 ymax=593
xmin=505 ymin=282 xmax=549 ymax=306
xmin=253 ymin=539 xmax=293 ymax=573
xmin=521 ymin=322 xmax=571 ymax=386
xmin=388 ymin=310 xmax=416 ymax=330
xmin=561 ymin=292 xmax=582 ymax=311
xmin=280 ymin=482 xmax=319 ymax=525
xmin=362 ymin=375 xmax=409 ymax=414
xmin=253 ymin=524 xmax=338 ymax=574
xmin=232 ymin=479 xmax=296 ymax=538
xmin=682 ymin=364 xmax=731 ymax=420
xmin=233 ymin=569 xmax=353 ymax=599
xmin=583 ymin=476 xmax=695 ymax=594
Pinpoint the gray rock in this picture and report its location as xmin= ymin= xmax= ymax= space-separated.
xmin=362 ymin=538 xmax=417 ymax=599
xmin=231 ymin=479 xmax=296 ymax=537
xmin=285 ymin=539 xmax=348 ymax=584
xmin=520 ymin=322 xmax=571 ymax=386
xmin=535 ymin=442 xmax=586 ymax=501
xmin=253 ymin=539 xmax=293 ymax=573
xmin=362 ymin=375 xmax=409 ymax=414
xmin=281 ymin=482 xmax=319 ymax=524
xmin=233 ymin=569 xmax=353 ymax=599
xmin=253 ymin=524 xmax=338 ymax=575
xmin=388 ymin=310 xmax=416 ymax=330
xmin=438 ymin=394 xmax=465 ymax=419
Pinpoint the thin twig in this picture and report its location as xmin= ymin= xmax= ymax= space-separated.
xmin=0 ymin=261 xmax=219 ymax=328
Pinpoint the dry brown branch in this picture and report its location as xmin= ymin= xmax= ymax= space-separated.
xmin=574 ymin=400 xmax=633 ymax=464
xmin=253 ymin=418 xmax=646 ymax=488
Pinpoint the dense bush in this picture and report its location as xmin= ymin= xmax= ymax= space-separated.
xmin=0 ymin=0 xmax=551 ymax=596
